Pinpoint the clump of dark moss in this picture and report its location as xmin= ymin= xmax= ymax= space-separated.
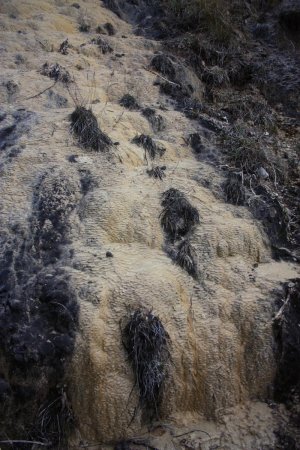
xmin=222 ymin=172 xmax=246 ymax=205
xmin=142 ymin=108 xmax=166 ymax=132
xmin=91 ymin=36 xmax=113 ymax=54
xmin=160 ymin=188 xmax=200 ymax=239
xmin=41 ymin=63 xmax=72 ymax=83
xmin=147 ymin=165 xmax=166 ymax=180
xmin=151 ymin=54 xmax=176 ymax=81
xmin=122 ymin=309 xmax=170 ymax=419
xmin=70 ymin=106 xmax=112 ymax=151
xmin=120 ymin=94 xmax=140 ymax=110
xmin=174 ymin=239 xmax=198 ymax=278
xmin=132 ymin=134 xmax=166 ymax=161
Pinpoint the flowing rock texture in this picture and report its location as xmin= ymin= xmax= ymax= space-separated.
xmin=0 ymin=0 xmax=299 ymax=449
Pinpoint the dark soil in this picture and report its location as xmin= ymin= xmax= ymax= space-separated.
xmin=0 ymin=170 xmax=80 ymax=446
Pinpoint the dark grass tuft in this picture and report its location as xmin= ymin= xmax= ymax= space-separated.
xmin=222 ymin=172 xmax=246 ymax=205
xmin=147 ymin=165 xmax=166 ymax=180
xmin=96 ymin=25 xmax=105 ymax=34
xmin=162 ymin=0 xmax=234 ymax=45
xmin=104 ymin=22 xmax=116 ymax=35
xmin=142 ymin=108 xmax=166 ymax=133
xmin=122 ymin=309 xmax=170 ymax=418
xmin=41 ymin=63 xmax=72 ymax=83
xmin=78 ymin=15 xmax=91 ymax=33
xmin=120 ymin=94 xmax=140 ymax=110
xmin=150 ymin=54 xmax=176 ymax=81
xmin=160 ymin=188 xmax=200 ymax=239
xmin=70 ymin=106 xmax=112 ymax=151
xmin=79 ymin=22 xmax=91 ymax=32
xmin=221 ymin=124 xmax=269 ymax=175
xmin=91 ymin=36 xmax=113 ymax=54
xmin=222 ymin=95 xmax=276 ymax=131
xmin=201 ymin=65 xmax=229 ymax=87
xmin=159 ymin=80 xmax=191 ymax=100
xmin=132 ymin=134 xmax=166 ymax=161
xmin=188 ymin=133 xmax=205 ymax=154
xmin=59 ymin=39 xmax=69 ymax=55
xmin=174 ymin=239 xmax=198 ymax=277
xmin=79 ymin=23 xmax=91 ymax=32
xmin=182 ymin=98 xmax=205 ymax=120
xmin=32 ymin=387 xmax=74 ymax=448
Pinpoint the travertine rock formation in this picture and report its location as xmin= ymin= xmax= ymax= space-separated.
xmin=0 ymin=1 xmax=299 ymax=449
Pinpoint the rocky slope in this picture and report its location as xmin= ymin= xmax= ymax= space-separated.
xmin=0 ymin=0 xmax=299 ymax=449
